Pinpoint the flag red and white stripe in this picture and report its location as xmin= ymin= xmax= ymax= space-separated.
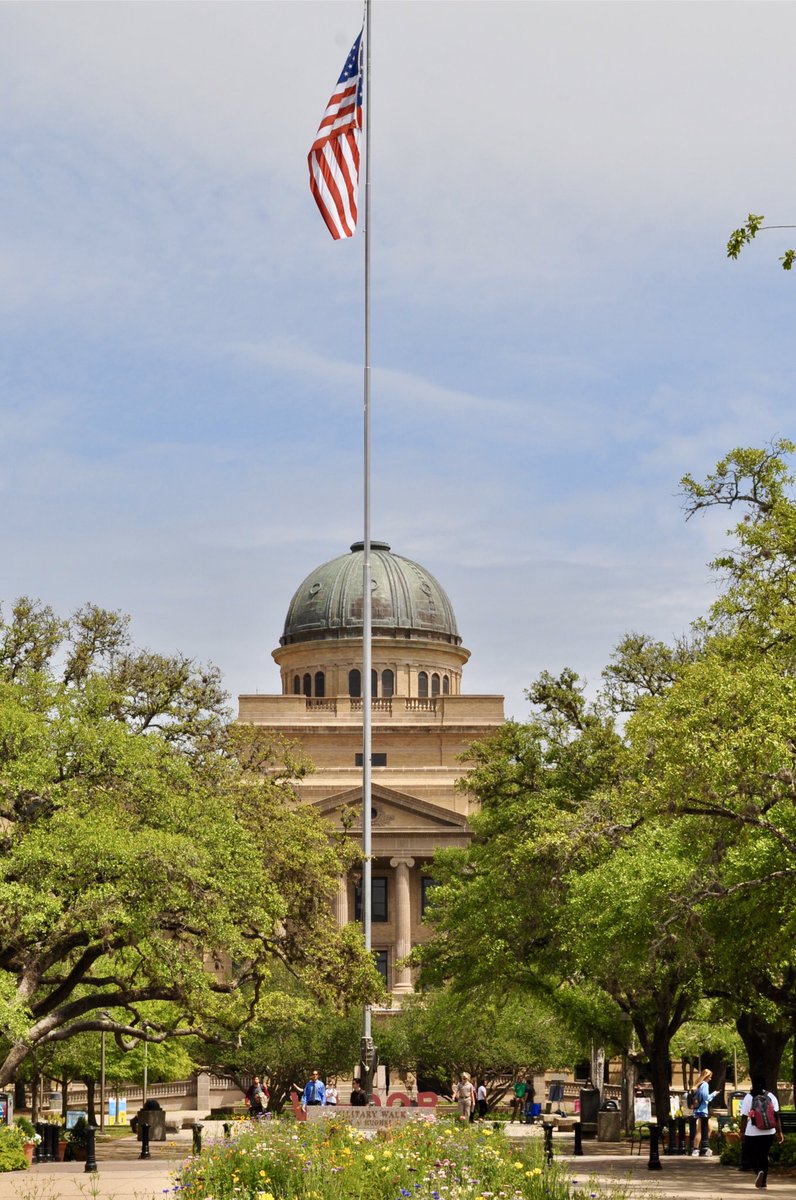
xmin=308 ymin=31 xmax=363 ymax=240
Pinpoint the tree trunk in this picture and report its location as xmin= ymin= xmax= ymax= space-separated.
xmin=13 ymin=1079 xmax=26 ymax=1113
xmin=61 ymin=1076 xmax=69 ymax=1122
xmin=84 ymin=1078 xmax=96 ymax=1126
xmin=647 ymin=1037 xmax=673 ymax=1137
xmin=701 ymin=1052 xmax=728 ymax=1107
xmin=590 ymin=1045 xmax=605 ymax=1099
xmin=736 ymin=1011 xmax=789 ymax=1095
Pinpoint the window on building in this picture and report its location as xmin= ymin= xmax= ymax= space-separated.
xmin=371 ymin=668 xmax=378 ymax=698
xmin=293 ymin=675 xmax=301 ymax=695
xmin=355 ymin=877 xmax=388 ymax=922
xmin=302 ymin=673 xmax=312 ymax=697
xmin=355 ymin=753 xmax=387 ymax=767
xmin=442 ymin=675 xmax=450 ymax=695
xmin=421 ymin=876 xmax=439 ymax=916
xmin=381 ymin=669 xmax=394 ymax=698
xmin=314 ymin=671 xmax=325 ymax=698
xmin=431 ymin=672 xmax=440 ymax=696
xmin=372 ymin=950 xmax=388 ymax=988
xmin=418 ymin=671 xmax=428 ymax=698
xmin=349 ymin=668 xmax=361 ymax=697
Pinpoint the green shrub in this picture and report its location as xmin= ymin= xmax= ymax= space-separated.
xmin=0 ymin=1124 xmax=28 ymax=1172
xmin=719 ymin=1133 xmax=796 ymax=1170
xmin=67 ymin=1116 xmax=89 ymax=1148
xmin=777 ymin=1133 xmax=796 ymax=1167
xmin=13 ymin=1116 xmax=36 ymax=1141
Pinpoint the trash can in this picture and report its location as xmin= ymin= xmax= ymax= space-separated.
xmin=579 ymin=1086 xmax=600 ymax=1137
xmin=598 ymin=1100 xmax=621 ymax=1142
xmin=135 ymin=1099 xmax=166 ymax=1142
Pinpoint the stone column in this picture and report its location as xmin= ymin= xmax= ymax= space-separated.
xmin=332 ymin=874 xmax=349 ymax=927
xmin=192 ymin=1069 xmax=211 ymax=1112
xmin=390 ymin=856 xmax=415 ymax=994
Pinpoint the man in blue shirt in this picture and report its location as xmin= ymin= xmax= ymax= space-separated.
xmin=301 ymin=1069 xmax=327 ymax=1111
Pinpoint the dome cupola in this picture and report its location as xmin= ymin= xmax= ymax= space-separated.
xmin=273 ymin=542 xmax=469 ymax=701
xmin=280 ymin=541 xmax=461 ymax=647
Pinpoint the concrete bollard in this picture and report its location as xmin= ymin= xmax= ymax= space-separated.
xmin=84 ymin=1125 xmax=98 ymax=1173
xmin=139 ymin=1122 xmax=151 ymax=1160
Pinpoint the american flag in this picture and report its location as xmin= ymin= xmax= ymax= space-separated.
xmin=308 ymin=32 xmax=363 ymax=240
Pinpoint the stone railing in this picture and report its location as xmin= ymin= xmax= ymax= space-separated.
xmin=349 ymin=699 xmax=393 ymax=714
xmin=404 ymin=698 xmax=438 ymax=713
xmin=306 ymin=699 xmax=338 ymax=714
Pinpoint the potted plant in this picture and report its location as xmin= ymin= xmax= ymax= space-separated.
xmin=13 ymin=1117 xmax=40 ymax=1166
xmin=66 ymin=1116 xmax=90 ymax=1162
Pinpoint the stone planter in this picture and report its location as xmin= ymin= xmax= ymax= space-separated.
xmin=23 ymin=1143 xmax=35 ymax=1166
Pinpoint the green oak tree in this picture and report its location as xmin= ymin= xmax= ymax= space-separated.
xmin=0 ymin=600 xmax=381 ymax=1089
xmin=205 ymin=968 xmax=365 ymax=1113
xmin=376 ymin=987 xmax=584 ymax=1107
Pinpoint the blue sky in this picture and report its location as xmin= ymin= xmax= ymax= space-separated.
xmin=1 ymin=1 xmax=795 ymax=720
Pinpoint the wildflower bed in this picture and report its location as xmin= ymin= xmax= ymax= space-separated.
xmin=177 ymin=1118 xmax=625 ymax=1200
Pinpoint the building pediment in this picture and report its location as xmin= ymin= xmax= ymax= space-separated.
xmin=314 ymin=783 xmax=468 ymax=834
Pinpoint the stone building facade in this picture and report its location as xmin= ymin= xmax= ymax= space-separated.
xmin=238 ymin=540 xmax=505 ymax=996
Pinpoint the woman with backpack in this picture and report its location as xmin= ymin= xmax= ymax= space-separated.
xmin=740 ymin=1076 xmax=784 ymax=1189
xmin=690 ymin=1068 xmax=718 ymax=1156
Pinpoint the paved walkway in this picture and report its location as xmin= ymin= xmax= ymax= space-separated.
xmin=0 ymin=1129 xmax=789 ymax=1200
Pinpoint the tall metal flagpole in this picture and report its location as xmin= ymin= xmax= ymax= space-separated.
xmin=360 ymin=0 xmax=375 ymax=1091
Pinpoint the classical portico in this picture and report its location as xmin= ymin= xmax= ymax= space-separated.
xmin=238 ymin=540 xmax=505 ymax=996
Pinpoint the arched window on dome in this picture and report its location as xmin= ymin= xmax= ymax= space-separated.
xmin=381 ymin=669 xmax=394 ymax=698
xmin=431 ymin=673 xmax=440 ymax=697
xmin=349 ymin=669 xmax=361 ymax=698
xmin=371 ymin=669 xmax=379 ymax=698
xmin=293 ymin=675 xmax=301 ymax=695
xmin=314 ymin=671 xmax=325 ymax=698
xmin=303 ymin=673 xmax=311 ymax=697
xmin=418 ymin=671 xmax=428 ymax=698
xmin=443 ymin=675 xmax=450 ymax=695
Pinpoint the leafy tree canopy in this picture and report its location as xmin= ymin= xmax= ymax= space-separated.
xmin=0 ymin=600 xmax=382 ymax=1088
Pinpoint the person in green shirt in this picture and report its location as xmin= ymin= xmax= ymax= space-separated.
xmin=510 ymin=1076 xmax=527 ymax=1123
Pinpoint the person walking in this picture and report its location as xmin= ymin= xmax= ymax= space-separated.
xmin=740 ymin=1076 xmax=784 ymax=1189
xmin=523 ymin=1077 xmax=536 ymax=1124
xmin=456 ymin=1072 xmax=474 ymax=1121
xmin=245 ymin=1075 xmax=268 ymax=1120
xmin=510 ymin=1076 xmax=526 ymax=1123
xmin=301 ymin=1069 xmax=327 ymax=1111
xmin=326 ymin=1077 xmax=339 ymax=1106
xmin=476 ymin=1079 xmax=488 ymax=1120
xmin=350 ymin=1078 xmax=367 ymax=1106
xmin=691 ymin=1068 xmax=718 ymax=1156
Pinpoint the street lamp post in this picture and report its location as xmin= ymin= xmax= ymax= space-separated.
xmin=100 ymin=1029 xmax=106 ymax=1134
